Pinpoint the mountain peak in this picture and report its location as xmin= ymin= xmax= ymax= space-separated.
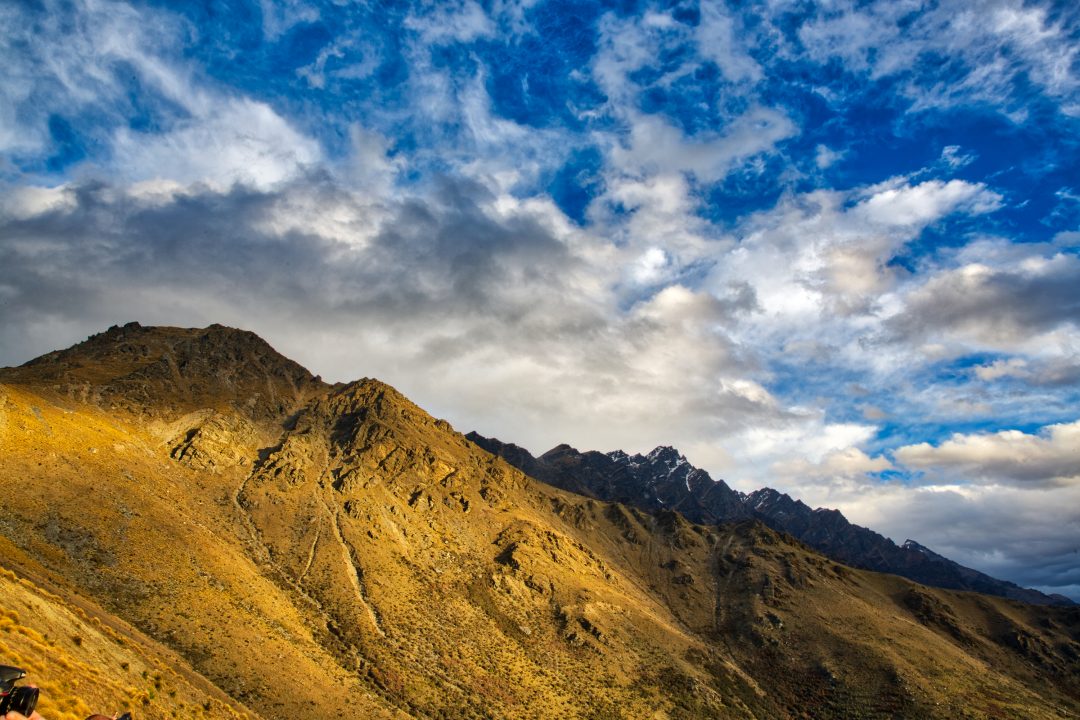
xmin=902 ymin=539 xmax=948 ymax=562
xmin=644 ymin=445 xmax=685 ymax=465
xmin=478 ymin=435 xmax=749 ymax=525
xmin=1 ymin=323 xmax=328 ymax=422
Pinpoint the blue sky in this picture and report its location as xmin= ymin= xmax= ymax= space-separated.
xmin=1 ymin=0 xmax=1079 ymax=599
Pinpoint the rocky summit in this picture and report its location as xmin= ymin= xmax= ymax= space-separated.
xmin=1 ymin=324 xmax=1079 ymax=719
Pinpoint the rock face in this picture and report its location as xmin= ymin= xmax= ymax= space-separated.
xmin=469 ymin=434 xmax=1072 ymax=606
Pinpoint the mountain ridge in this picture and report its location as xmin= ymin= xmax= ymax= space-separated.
xmin=467 ymin=433 xmax=1073 ymax=606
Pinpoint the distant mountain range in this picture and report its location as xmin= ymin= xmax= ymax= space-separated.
xmin=467 ymin=435 xmax=1073 ymax=606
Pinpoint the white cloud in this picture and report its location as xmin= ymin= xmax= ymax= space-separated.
xmin=609 ymin=109 xmax=797 ymax=183
xmin=940 ymin=145 xmax=976 ymax=169
xmin=112 ymin=98 xmax=321 ymax=189
xmin=854 ymin=179 xmax=1002 ymax=228
xmin=404 ymin=1 xmax=495 ymax=44
xmin=705 ymin=177 xmax=1002 ymax=331
xmin=772 ymin=446 xmax=893 ymax=482
xmin=814 ymin=144 xmax=844 ymax=169
xmin=631 ymin=247 xmax=671 ymax=285
xmin=695 ymin=2 xmax=762 ymax=83
xmin=0 ymin=184 xmax=77 ymax=220
xmin=722 ymin=418 xmax=881 ymax=490
xmin=896 ymin=420 xmax=1080 ymax=487
xmin=258 ymin=0 xmax=319 ymax=42
xmin=343 ymin=126 xmax=404 ymax=192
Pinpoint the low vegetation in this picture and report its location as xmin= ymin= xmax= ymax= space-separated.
xmin=1 ymin=324 xmax=1077 ymax=718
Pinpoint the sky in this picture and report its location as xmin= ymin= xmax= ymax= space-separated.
xmin=1 ymin=0 xmax=1078 ymax=600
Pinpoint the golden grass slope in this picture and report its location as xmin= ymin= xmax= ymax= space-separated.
xmin=1 ymin=324 xmax=1078 ymax=719
xmin=0 ymin=557 xmax=252 ymax=720
xmin=0 ymin=382 xmax=402 ymax=719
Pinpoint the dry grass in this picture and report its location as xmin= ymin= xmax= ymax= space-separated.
xmin=0 ymin=326 xmax=1077 ymax=719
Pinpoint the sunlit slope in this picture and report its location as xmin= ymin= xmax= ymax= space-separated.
xmin=0 ymin=555 xmax=252 ymax=720
xmin=1 ymin=324 xmax=1078 ymax=719
xmin=0 ymin=383 xmax=402 ymax=719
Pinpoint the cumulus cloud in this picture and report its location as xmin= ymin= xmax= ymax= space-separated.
xmin=708 ymin=178 xmax=1002 ymax=327
xmin=771 ymin=447 xmax=893 ymax=483
xmin=0 ymin=175 xmax=784 ymax=461
xmin=853 ymin=179 xmax=1002 ymax=228
xmin=895 ymin=421 xmax=1080 ymax=487
xmin=888 ymin=253 xmax=1080 ymax=350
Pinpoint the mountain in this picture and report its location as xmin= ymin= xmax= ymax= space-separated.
xmin=468 ymin=435 xmax=1072 ymax=606
xmin=470 ymin=437 xmax=750 ymax=525
xmin=744 ymin=487 xmax=1074 ymax=606
xmin=2 ymin=324 xmax=1079 ymax=719
xmin=2 ymin=321 xmax=328 ymax=421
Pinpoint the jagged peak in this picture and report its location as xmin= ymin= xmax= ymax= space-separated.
xmin=747 ymin=487 xmax=787 ymax=503
xmin=540 ymin=443 xmax=581 ymax=461
xmin=749 ymin=487 xmax=821 ymax=517
xmin=644 ymin=445 xmax=685 ymax=464
xmin=902 ymin=539 xmax=938 ymax=557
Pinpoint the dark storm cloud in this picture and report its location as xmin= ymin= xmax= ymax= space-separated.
xmin=867 ymin=481 xmax=1080 ymax=595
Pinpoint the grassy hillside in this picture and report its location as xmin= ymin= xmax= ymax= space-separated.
xmin=0 ymin=556 xmax=252 ymax=720
xmin=1 ymin=325 xmax=1078 ymax=719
